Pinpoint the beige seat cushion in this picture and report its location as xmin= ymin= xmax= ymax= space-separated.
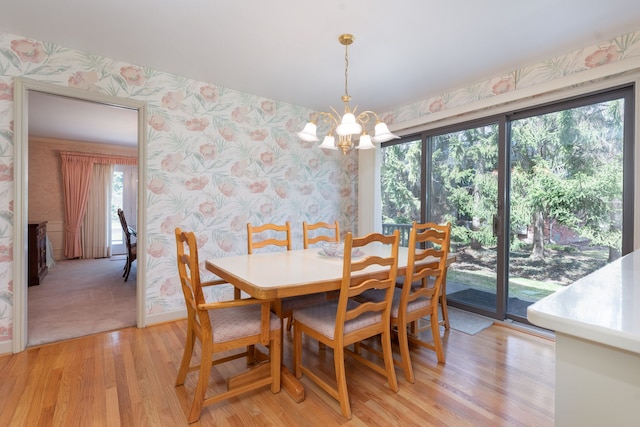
xmin=359 ymin=288 xmax=430 ymax=318
xmin=280 ymin=293 xmax=327 ymax=312
xmin=210 ymin=304 xmax=280 ymax=343
xmin=293 ymin=300 xmax=381 ymax=340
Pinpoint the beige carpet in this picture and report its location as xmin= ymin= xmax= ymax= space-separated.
xmin=27 ymin=257 xmax=136 ymax=346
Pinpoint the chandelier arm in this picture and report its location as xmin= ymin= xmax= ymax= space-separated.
xmin=357 ymin=110 xmax=380 ymax=120
xmin=318 ymin=111 xmax=340 ymax=129
xmin=329 ymin=106 xmax=342 ymax=120
xmin=355 ymin=110 xmax=380 ymax=127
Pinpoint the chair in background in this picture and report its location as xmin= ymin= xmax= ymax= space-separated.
xmin=292 ymin=231 xmax=400 ymax=419
xmin=396 ymin=221 xmax=451 ymax=382
xmin=302 ymin=220 xmax=340 ymax=249
xmin=246 ymin=220 xmax=292 ymax=300
xmin=247 ymin=221 xmax=292 ymax=254
xmin=247 ymin=222 xmax=325 ymax=332
xmin=303 ymin=220 xmax=341 ymax=315
xmin=174 ymin=228 xmax=281 ymax=423
xmin=359 ymin=221 xmax=451 ymax=383
xmin=117 ymin=208 xmax=137 ymax=282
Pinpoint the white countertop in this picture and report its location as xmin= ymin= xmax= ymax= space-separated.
xmin=527 ymin=249 xmax=640 ymax=354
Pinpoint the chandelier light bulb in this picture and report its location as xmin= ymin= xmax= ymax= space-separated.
xmin=297 ymin=122 xmax=319 ymax=142
xmin=358 ymin=134 xmax=375 ymax=150
xmin=319 ymin=134 xmax=337 ymax=149
xmin=371 ymin=121 xmax=400 ymax=143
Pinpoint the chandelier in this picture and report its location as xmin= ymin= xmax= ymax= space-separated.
xmin=297 ymin=34 xmax=399 ymax=154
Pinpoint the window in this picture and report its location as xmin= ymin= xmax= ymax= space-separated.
xmin=381 ymin=85 xmax=634 ymax=323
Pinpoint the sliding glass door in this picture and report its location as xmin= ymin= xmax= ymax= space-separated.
xmin=430 ymin=123 xmax=501 ymax=316
xmin=505 ymin=90 xmax=630 ymax=319
xmin=381 ymin=85 xmax=634 ymax=323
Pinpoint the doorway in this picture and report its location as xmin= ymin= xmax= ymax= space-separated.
xmin=12 ymin=78 xmax=147 ymax=352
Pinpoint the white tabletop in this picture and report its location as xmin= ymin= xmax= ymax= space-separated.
xmin=527 ymin=249 xmax=640 ymax=354
xmin=206 ymin=245 xmax=410 ymax=299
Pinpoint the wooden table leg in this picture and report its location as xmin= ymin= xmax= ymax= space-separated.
xmin=439 ymin=271 xmax=450 ymax=330
xmin=281 ymin=365 xmax=305 ymax=402
xmin=238 ymin=347 xmax=305 ymax=402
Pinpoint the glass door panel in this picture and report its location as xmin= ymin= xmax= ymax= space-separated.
xmin=431 ymin=124 xmax=500 ymax=316
xmin=380 ymin=138 xmax=422 ymax=246
xmin=507 ymin=98 xmax=625 ymax=318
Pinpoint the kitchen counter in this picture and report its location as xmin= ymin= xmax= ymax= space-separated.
xmin=527 ymin=249 xmax=640 ymax=427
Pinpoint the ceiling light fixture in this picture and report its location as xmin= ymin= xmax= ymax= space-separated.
xmin=297 ymin=34 xmax=399 ymax=154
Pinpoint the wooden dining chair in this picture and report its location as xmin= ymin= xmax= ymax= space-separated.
xmin=292 ymin=231 xmax=400 ymax=419
xmin=174 ymin=228 xmax=282 ymax=423
xmin=247 ymin=221 xmax=292 ymax=254
xmin=302 ymin=220 xmax=340 ymax=249
xmin=396 ymin=221 xmax=451 ymax=381
xmin=247 ymin=221 xmax=325 ymax=332
xmin=117 ymin=208 xmax=136 ymax=282
xmin=358 ymin=221 xmax=451 ymax=383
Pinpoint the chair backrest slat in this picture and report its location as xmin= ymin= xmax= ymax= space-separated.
xmin=175 ymin=228 xmax=209 ymax=332
xmin=402 ymin=221 xmax=451 ymax=306
xmin=302 ymin=220 xmax=340 ymax=249
xmin=247 ymin=222 xmax=292 ymax=254
xmin=336 ymin=231 xmax=399 ymax=336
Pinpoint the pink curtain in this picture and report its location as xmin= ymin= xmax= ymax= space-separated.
xmin=61 ymin=154 xmax=93 ymax=258
xmin=60 ymin=152 xmax=137 ymax=259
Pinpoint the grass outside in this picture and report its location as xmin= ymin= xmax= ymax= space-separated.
xmin=447 ymin=245 xmax=611 ymax=302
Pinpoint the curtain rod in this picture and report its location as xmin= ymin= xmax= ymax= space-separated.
xmin=60 ymin=151 xmax=137 ymax=165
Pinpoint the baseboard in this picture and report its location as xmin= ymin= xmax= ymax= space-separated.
xmin=0 ymin=311 xmax=189 ymax=356
xmin=495 ymin=319 xmax=556 ymax=341
xmin=145 ymin=309 xmax=187 ymax=326
xmin=0 ymin=340 xmax=13 ymax=355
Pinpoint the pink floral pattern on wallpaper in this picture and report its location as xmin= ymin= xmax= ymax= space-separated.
xmin=0 ymin=28 xmax=639 ymax=341
xmin=149 ymin=114 xmax=170 ymax=131
xmin=10 ymin=39 xmax=46 ymax=63
xmin=0 ymin=82 xmax=13 ymax=100
xmin=120 ymin=66 xmax=146 ymax=86
xmin=0 ymin=32 xmax=356 ymax=336
xmin=584 ymin=46 xmax=622 ymax=68
xmin=390 ymin=32 xmax=640 ymax=123
xmin=492 ymin=76 xmax=516 ymax=95
xmin=69 ymin=71 xmax=99 ymax=90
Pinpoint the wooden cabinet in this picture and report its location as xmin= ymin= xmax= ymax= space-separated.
xmin=28 ymin=221 xmax=48 ymax=286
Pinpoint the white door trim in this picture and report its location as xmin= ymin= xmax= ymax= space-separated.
xmin=12 ymin=77 xmax=148 ymax=353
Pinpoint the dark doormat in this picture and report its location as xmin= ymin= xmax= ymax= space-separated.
xmin=448 ymin=288 xmax=533 ymax=317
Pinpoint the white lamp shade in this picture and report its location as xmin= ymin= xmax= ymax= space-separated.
xmin=319 ymin=135 xmax=337 ymax=149
xmin=357 ymin=134 xmax=375 ymax=150
xmin=371 ymin=122 xmax=400 ymax=143
xmin=297 ymin=122 xmax=320 ymax=142
xmin=336 ymin=113 xmax=362 ymax=136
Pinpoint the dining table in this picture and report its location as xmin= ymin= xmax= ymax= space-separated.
xmin=205 ymin=244 xmax=456 ymax=402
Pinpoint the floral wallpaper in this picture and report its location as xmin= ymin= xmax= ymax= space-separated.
xmin=0 ymin=31 xmax=358 ymax=343
xmin=1 ymin=27 xmax=640 ymax=347
xmin=389 ymin=31 xmax=640 ymax=123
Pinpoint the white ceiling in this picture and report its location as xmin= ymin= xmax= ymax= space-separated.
xmin=4 ymin=0 xmax=640 ymax=145
xmin=28 ymin=92 xmax=139 ymax=146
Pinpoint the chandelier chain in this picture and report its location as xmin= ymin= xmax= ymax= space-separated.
xmin=344 ymin=42 xmax=350 ymax=101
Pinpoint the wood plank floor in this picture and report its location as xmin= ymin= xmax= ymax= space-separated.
xmin=0 ymin=320 xmax=555 ymax=426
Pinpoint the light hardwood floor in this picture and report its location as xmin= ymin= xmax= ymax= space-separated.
xmin=0 ymin=320 xmax=555 ymax=426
